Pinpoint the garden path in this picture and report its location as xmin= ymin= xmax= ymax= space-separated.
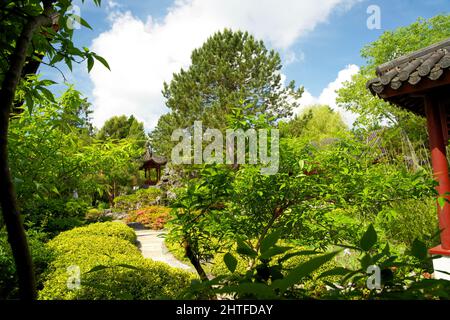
xmin=134 ymin=228 xmax=194 ymax=272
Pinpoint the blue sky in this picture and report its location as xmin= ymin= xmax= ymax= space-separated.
xmin=41 ymin=0 xmax=450 ymax=130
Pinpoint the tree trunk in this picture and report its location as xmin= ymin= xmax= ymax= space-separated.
xmin=183 ymin=238 xmax=209 ymax=282
xmin=0 ymin=6 xmax=52 ymax=300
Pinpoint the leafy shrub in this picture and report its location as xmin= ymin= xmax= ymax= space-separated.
xmin=0 ymin=229 xmax=54 ymax=299
xmin=23 ymin=198 xmax=88 ymax=234
xmin=85 ymin=208 xmax=112 ymax=223
xmin=126 ymin=206 xmax=171 ymax=230
xmin=209 ymin=245 xmax=338 ymax=297
xmin=39 ymin=222 xmax=195 ymax=300
xmin=375 ymin=198 xmax=439 ymax=247
xmin=53 ymin=222 xmax=137 ymax=244
xmin=97 ymin=202 xmax=110 ymax=210
xmin=114 ymin=188 xmax=162 ymax=211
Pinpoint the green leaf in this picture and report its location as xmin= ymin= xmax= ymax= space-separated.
xmin=87 ymin=55 xmax=94 ymax=73
xmin=411 ymin=239 xmax=428 ymax=260
xmin=273 ymin=251 xmax=339 ymax=292
xmin=360 ymin=224 xmax=377 ymax=251
xmin=50 ymin=53 xmax=64 ymax=65
xmin=438 ymin=196 xmax=446 ymax=209
xmin=93 ymin=54 xmax=111 ymax=70
xmin=86 ymin=265 xmax=110 ymax=273
xmin=359 ymin=253 xmax=372 ymax=270
xmin=51 ymin=186 xmax=60 ymax=195
xmin=79 ymin=17 xmax=93 ymax=30
xmin=260 ymin=229 xmax=282 ymax=254
xmin=223 ymin=253 xmax=237 ymax=273
xmin=298 ymin=160 xmax=305 ymax=170
xmin=37 ymin=86 xmax=55 ymax=102
xmin=25 ymin=92 xmax=34 ymax=113
xmin=64 ymin=56 xmax=73 ymax=71
xmin=236 ymin=239 xmax=257 ymax=258
xmin=260 ymin=246 xmax=291 ymax=260
xmin=278 ymin=250 xmax=319 ymax=264
xmin=318 ymin=267 xmax=353 ymax=279
xmin=116 ymin=264 xmax=140 ymax=271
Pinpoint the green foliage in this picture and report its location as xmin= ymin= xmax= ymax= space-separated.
xmin=375 ymin=198 xmax=440 ymax=247
xmin=22 ymin=198 xmax=88 ymax=235
xmin=150 ymin=29 xmax=303 ymax=156
xmin=321 ymin=225 xmax=450 ymax=299
xmin=96 ymin=115 xmax=147 ymax=146
xmin=186 ymin=231 xmax=339 ymax=299
xmin=126 ymin=206 xmax=171 ymax=230
xmin=84 ymin=208 xmax=112 ymax=223
xmin=0 ymin=0 xmax=107 ymax=93
xmin=53 ymin=222 xmax=137 ymax=244
xmin=9 ymin=85 xmax=144 ymax=228
xmin=337 ymin=14 xmax=450 ymax=129
xmin=114 ymin=188 xmax=162 ymax=211
xmin=0 ymin=229 xmax=54 ymax=299
xmin=39 ymin=222 xmax=195 ymax=300
xmin=279 ymin=105 xmax=349 ymax=141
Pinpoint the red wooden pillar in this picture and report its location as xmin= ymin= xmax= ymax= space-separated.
xmin=425 ymin=96 xmax=450 ymax=254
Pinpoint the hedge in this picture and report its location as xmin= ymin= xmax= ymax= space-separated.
xmin=39 ymin=222 xmax=195 ymax=300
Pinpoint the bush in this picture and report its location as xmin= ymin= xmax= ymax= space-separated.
xmin=375 ymin=198 xmax=439 ymax=247
xmin=208 ymin=243 xmax=338 ymax=298
xmin=85 ymin=208 xmax=112 ymax=223
xmin=0 ymin=229 xmax=54 ymax=299
xmin=39 ymin=222 xmax=195 ymax=300
xmin=52 ymin=222 xmax=137 ymax=244
xmin=23 ymin=198 xmax=88 ymax=235
xmin=126 ymin=206 xmax=171 ymax=230
xmin=114 ymin=188 xmax=162 ymax=211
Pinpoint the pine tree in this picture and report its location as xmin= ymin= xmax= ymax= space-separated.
xmin=151 ymin=29 xmax=303 ymax=155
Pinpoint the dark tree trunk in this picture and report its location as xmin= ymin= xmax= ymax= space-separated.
xmin=183 ymin=238 xmax=209 ymax=282
xmin=0 ymin=6 xmax=52 ymax=300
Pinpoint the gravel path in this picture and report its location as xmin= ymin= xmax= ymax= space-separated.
xmin=134 ymin=229 xmax=194 ymax=272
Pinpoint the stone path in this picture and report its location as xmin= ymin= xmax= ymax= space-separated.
xmin=134 ymin=228 xmax=194 ymax=272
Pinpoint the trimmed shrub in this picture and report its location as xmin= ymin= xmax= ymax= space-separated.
xmin=39 ymin=222 xmax=195 ymax=300
xmin=53 ymin=221 xmax=137 ymax=244
xmin=114 ymin=188 xmax=162 ymax=211
xmin=126 ymin=206 xmax=171 ymax=230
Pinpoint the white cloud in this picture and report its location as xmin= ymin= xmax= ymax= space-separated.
xmin=295 ymin=64 xmax=360 ymax=127
xmin=89 ymin=0 xmax=359 ymax=130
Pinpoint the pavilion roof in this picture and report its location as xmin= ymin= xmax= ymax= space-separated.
xmin=141 ymin=148 xmax=167 ymax=167
xmin=367 ymin=37 xmax=450 ymax=116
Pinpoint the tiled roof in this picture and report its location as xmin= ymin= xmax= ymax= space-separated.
xmin=142 ymin=148 xmax=167 ymax=165
xmin=367 ymin=37 xmax=450 ymax=96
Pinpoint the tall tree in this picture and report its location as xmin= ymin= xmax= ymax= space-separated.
xmin=151 ymin=29 xmax=303 ymax=155
xmin=279 ymin=105 xmax=348 ymax=141
xmin=0 ymin=0 xmax=107 ymax=299
xmin=96 ymin=115 xmax=147 ymax=145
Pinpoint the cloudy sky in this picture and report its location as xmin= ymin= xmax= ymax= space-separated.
xmin=41 ymin=0 xmax=449 ymax=131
